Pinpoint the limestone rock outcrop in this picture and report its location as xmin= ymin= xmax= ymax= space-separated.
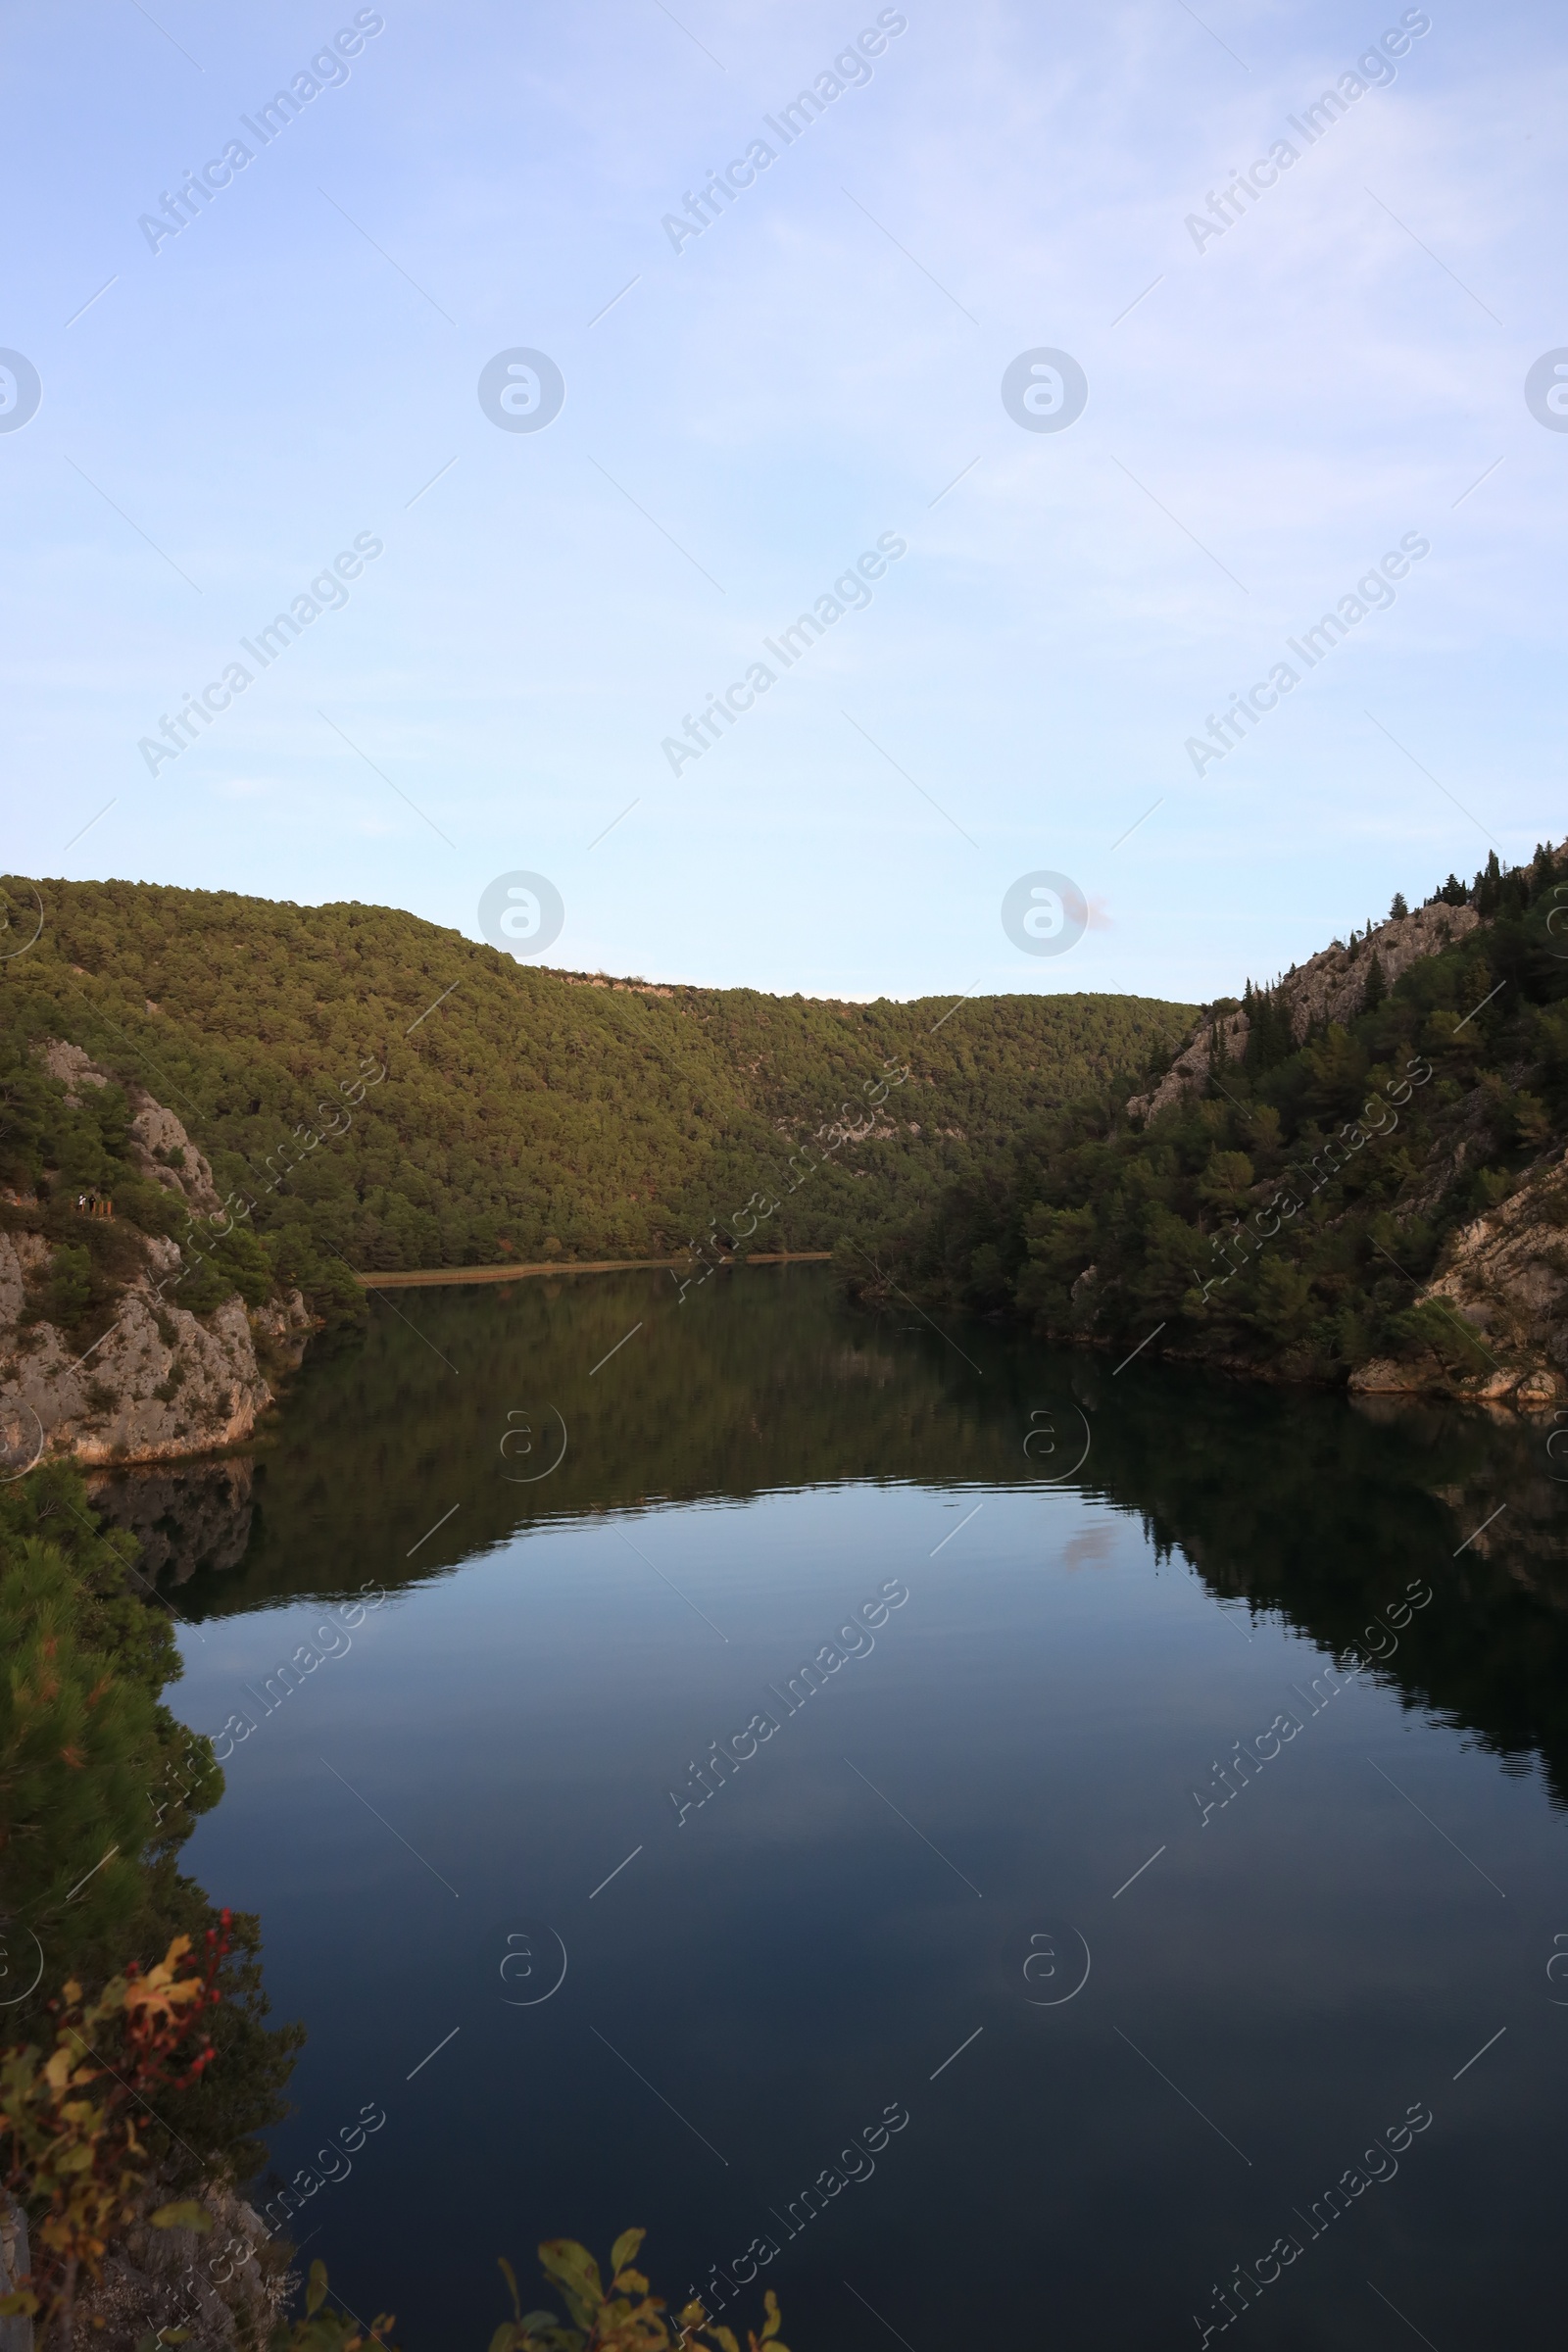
xmin=1127 ymin=902 xmax=1480 ymax=1122
xmin=1404 ymin=1152 xmax=1568 ymax=1406
xmin=1 ymin=1244 xmax=268 ymax=1466
xmin=0 ymin=1046 xmax=314 ymax=1468
xmin=41 ymin=1039 xmax=223 ymax=1215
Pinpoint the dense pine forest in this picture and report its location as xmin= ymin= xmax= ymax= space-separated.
xmin=0 ymin=875 xmax=1191 ymax=1323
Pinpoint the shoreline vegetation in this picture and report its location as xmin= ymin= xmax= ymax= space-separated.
xmin=356 ymin=1249 xmax=831 ymax=1288
xmin=0 ymin=1455 xmax=301 ymax=2347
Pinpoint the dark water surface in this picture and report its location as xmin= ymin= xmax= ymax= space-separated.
xmin=140 ymin=1265 xmax=1568 ymax=2348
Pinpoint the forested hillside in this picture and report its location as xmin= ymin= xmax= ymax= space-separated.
xmin=858 ymin=846 xmax=1568 ymax=1401
xmin=0 ymin=877 xmax=1191 ymax=1309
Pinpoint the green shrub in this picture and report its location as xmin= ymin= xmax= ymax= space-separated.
xmin=45 ymin=1243 xmax=92 ymax=1329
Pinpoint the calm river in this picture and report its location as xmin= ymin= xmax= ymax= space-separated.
xmin=122 ymin=1264 xmax=1568 ymax=2348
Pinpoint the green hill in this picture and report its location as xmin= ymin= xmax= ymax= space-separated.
xmin=0 ymin=876 xmax=1192 ymax=1316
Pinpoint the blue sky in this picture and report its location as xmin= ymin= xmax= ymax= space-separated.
xmin=4 ymin=0 xmax=1563 ymax=1004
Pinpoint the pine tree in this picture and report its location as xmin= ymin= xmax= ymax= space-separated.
xmin=1363 ymin=951 xmax=1386 ymax=1011
xmin=1250 ymin=986 xmax=1292 ymax=1074
xmin=1390 ymin=891 xmax=1408 ymax=919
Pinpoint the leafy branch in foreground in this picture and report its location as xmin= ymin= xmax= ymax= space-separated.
xmin=279 ymin=2230 xmax=789 ymax=2352
xmin=0 ymin=1924 xmax=228 ymax=2346
xmin=1 ymin=1938 xmax=787 ymax=2352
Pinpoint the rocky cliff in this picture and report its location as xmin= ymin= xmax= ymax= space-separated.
xmin=41 ymin=1038 xmax=225 ymax=1210
xmin=1112 ymin=888 xmax=1568 ymax=1407
xmin=1348 ymin=1148 xmax=1568 ymax=1406
xmin=1127 ymin=902 xmax=1481 ymax=1121
xmin=0 ymin=1045 xmax=311 ymax=1473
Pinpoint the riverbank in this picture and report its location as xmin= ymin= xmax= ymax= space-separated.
xmin=356 ymin=1250 xmax=832 ymax=1288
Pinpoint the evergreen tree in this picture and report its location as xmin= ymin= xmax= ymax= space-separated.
xmin=0 ymin=1462 xmax=300 ymax=2180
